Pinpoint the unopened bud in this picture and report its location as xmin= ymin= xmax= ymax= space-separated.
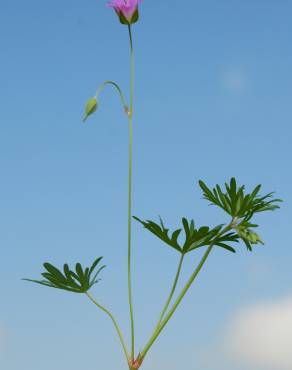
xmin=252 ymin=232 xmax=264 ymax=244
xmin=83 ymin=97 xmax=98 ymax=122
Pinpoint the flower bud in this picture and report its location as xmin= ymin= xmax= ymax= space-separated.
xmin=250 ymin=232 xmax=264 ymax=244
xmin=83 ymin=97 xmax=98 ymax=122
xmin=107 ymin=0 xmax=142 ymax=25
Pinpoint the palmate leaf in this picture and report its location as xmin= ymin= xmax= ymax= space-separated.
xmin=133 ymin=216 xmax=182 ymax=252
xmin=199 ymin=178 xmax=282 ymax=220
xmin=135 ymin=179 xmax=281 ymax=256
xmin=24 ymin=257 xmax=105 ymax=293
xmin=134 ymin=216 xmax=239 ymax=254
xmin=198 ymin=178 xmax=282 ymax=251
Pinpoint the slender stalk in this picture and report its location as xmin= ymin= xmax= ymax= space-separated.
xmin=141 ymin=223 xmax=233 ymax=359
xmin=95 ymin=80 xmax=128 ymax=112
xmin=141 ymin=246 xmax=213 ymax=359
xmin=154 ymin=253 xmax=185 ymax=331
xmin=85 ymin=292 xmax=129 ymax=360
xmin=127 ymin=24 xmax=135 ymax=360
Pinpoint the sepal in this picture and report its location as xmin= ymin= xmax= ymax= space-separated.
xmin=117 ymin=8 xmax=139 ymax=25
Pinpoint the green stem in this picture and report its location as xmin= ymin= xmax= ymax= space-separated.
xmin=85 ymin=292 xmax=129 ymax=361
xmin=95 ymin=80 xmax=128 ymax=112
xmin=141 ymin=223 xmax=233 ymax=359
xmin=127 ymin=24 xmax=135 ymax=360
xmin=154 ymin=253 xmax=185 ymax=331
xmin=141 ymin=246 xmax=213 ymax=359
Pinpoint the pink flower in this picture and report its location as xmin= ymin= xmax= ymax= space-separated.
xmin=107 ymin=0 xmax=142 ymax=25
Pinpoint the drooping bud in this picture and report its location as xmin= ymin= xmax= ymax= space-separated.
xmin=83 ymin=97 xmax=98 ymax=122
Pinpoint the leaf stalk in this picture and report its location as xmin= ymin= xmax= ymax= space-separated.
xmin=85 ymin=292 xmax=129 ymax=361
xmin=140 ymin=222 xmax=234 ymax=359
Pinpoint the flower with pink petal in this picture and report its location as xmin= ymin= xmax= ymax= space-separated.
xmin=107 ymin=0 xmax=142 ymax=25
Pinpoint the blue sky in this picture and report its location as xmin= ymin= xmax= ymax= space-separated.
xmin=0 ymin=1 xmax=291 ymax=369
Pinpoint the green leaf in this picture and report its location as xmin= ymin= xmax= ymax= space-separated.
xmin=199 ymin=180 xmax=220 ymax=206
xmin=182 ymin=218 xmax=190 ymax=240
xmin=136 ymin=215 xmax=239 ymax=255
xmin=216 ymin=243 xmax=236 ymax=253
xmin=88 ymin=257 xmax=103 ymax=277
xmin=133 ymin=216 xmax=182 ymax=252
xmin=43 ymin=263 xmax=67 ymax=284
xmin=63 ymin=264 xmax=82 ymax=289
xmin=216 ymin=185 xmax=231 ymax=213
xmin=22 ymin=279 xmax=54 ymax=288
xmin=89 ymin=264 xmax=106 ymax=287
xmin=199 ymin=178 xmax=282 ymax=220
xmin=75 ymin=263 xmax=85 ymax=283
xmin=189 ymin=220 xmax=195 ymax=236
xmin=171 ymin=229 xmax=182 ymax=247
xmin=24 ymin=257 xmax=105 ymax=294
xmin=230 ymin=178 xmax=237 ymax=200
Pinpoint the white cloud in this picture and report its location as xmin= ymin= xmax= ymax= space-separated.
xmin=225 ymin=297 xmax=292 ymax=370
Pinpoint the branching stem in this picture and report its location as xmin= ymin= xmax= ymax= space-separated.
xmin=140 ymin=222 xmax=234 ymax=359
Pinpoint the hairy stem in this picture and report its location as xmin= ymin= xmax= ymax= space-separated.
xmin=85 ymin=292 xmax=129 ymax=360
xmin=127 ymin=24 xmax=135 ymax=360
